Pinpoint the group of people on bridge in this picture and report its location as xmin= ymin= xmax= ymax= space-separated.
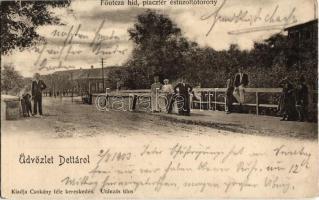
xmin=150 ymin=67 xmax=250 ymax=117
xmin=150 ymin=67 xmax=309 ymax=122
xmin=19 ymin=69 xmax=310 ymax=122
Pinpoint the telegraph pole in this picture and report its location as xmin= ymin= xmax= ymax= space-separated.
xmin=101 ymin=58 xmax=105 ymax=92
xmin=71 ymin=72 xmax=73 ymax=102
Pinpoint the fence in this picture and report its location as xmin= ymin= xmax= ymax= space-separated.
xmin=92 ymin=88 xmax=317 ymax=116
xmin=191 ymin=88 xmax=284 ymax=115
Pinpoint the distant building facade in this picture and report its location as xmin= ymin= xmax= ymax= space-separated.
xmin=284 ymin=19 xmax=318 ymax=68
xmin=42 ymin=66 xmax=123 ymax=96
xmin=284 ymin=19 xmax=318 ymax=48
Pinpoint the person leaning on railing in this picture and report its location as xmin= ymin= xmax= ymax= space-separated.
xmin=232 ymin=67 xmax=249 ymax=105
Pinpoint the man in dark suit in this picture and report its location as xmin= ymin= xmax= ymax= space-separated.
xmin=233 ymin=67 xmax=249 ymax=104
xmin=174 ymin=77 xmax=193 ymax=116
xmin=32 ymin=73 xmax=47 ymax=116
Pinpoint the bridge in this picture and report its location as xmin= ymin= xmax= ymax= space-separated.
xmin=89 ymin=88 xmax=317 ymax=139
xmin=92 ymin=87 xmax=317 ymax=116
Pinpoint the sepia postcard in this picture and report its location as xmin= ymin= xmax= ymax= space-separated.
xmin=0 ymin=0 xmax=318 ymax=199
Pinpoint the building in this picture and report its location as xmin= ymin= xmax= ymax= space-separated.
xmin=284 ymin=19 xmax=318 ymax=48
xmin=73 ymin=66 xmax=118 ymax=94
xmin=42 ymin=66 xmax=123 ymax=96
xmin=283 ymin=19 xmax=318 ymax=68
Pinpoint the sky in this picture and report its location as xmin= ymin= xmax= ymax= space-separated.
xmin=2 ymin=0 xmax=317 ymax=77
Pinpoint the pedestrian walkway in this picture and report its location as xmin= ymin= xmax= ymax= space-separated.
xmin=154 ymin=110 xmax=317 ymax=140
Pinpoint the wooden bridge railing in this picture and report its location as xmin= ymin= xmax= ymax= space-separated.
xmin=92 ymin=88 xmax=317 ymax=116
xmin=190 ymin=88 xmax=283 ymax=115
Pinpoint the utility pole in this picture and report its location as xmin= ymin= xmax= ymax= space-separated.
xmin=71 ymin=72 xmax=73 ymax=102
xmin=314 ymin=0 xmax=318 ymax=19
xmin=50 ymin=74 xmax=53 ymax=97
xmin=101 ymin=58 xmax=105 ymax=92
xmin=88 ymin=66 xmax=92 ymax=94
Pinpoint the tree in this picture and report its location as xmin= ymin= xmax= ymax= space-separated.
xmin=125 ymin=9 xmax=317 ymax=90
xmin=107 ymin=67 xmax=130 ymax=90
xmin=127 ymin=9 xmax=186 ymax=86
xmin=0 ymin=0 xmax=70 ymax=55
xmin=1 ymin=64 xmax=24 ymax=94
xmin=128 ymin=9 xmax=181 ymax=46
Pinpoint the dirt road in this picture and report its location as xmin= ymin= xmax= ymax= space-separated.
xmin=1 ymin=97 xmax=318 ymax=198
xmin=2 ymin=97 xmax=316 ymax=140
xmin=2 ymin=97 xmax=224 ymax=139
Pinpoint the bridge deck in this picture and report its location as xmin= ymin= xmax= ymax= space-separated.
xmin=153 ymin=110 xmax=317 ymax=140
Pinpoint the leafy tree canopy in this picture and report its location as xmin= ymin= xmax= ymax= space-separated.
xmin=124 ymin=10 xmax=317 ymax=90
xmin=1 ymin=64 xmax=24 ymax=94
xmin=1 ymin=0 xmax=70 ymax=55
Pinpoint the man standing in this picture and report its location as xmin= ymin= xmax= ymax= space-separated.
xmin=32 ymin=73 xmax=47 ymax=116
xmin=174 ymin=77 xmax=192 ymax=116
xmin=233 ymin=67 xmax=249 ymax=104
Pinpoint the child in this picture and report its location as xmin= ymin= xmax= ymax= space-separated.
xmin=20 ymin=86 xmax=32 ymax=117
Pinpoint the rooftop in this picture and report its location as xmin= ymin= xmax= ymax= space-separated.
xmin=284 ymin=18 xmax=318 ymax=31
xmin=51 ymin=66 xmax=123 ymax=80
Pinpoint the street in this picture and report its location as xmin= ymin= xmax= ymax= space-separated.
xmin=1 ymin=97 xmax=318 ymax=198
xmin=2 ymin=97 xmax=316 ymax=140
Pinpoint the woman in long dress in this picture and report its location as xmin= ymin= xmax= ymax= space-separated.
xmin=279 ymin=77 xmax=296 ymax=121
xmin=150 ymin=76 xmax=162 ymax=112
xmin=161 ymin=79 xmax=174 ymax=113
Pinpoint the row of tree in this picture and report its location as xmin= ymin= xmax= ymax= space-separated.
xmin=1 ymin=0 xmax=70 ymax=55
xmin=1 ymin=0 xmax=70 ymax=95
xmin=1 ymin=6 xmax=317 ymax=95
xmin=113 ymin=10 xmax=317 ymax=90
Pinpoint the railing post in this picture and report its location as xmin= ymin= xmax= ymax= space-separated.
xmin=128 ymin=93 xmax=133 ymax=111
xmin=190 ymin=93 xmax=193 ymax=110
xmin=189 ymin=93 xmax=192 ymax=112
xmin=214 ymin=88 xmax=217 ymax=111
xmin=256 ymin=91 xmax=259 ymax=115
xmin=105 ymin=88 xmax=110 ymax=109
xmin=208 ymin=91 xmax=211 ymax=110
xmin=156 ymin=88 xmax=159 ymax=112
xmin=224 ymin=91 xmax=227 ymax=112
